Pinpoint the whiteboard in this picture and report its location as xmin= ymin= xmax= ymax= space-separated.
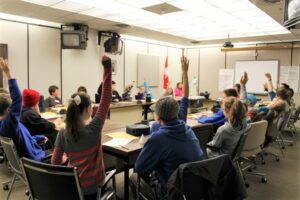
xmin=235 ymin=60 xmax=279 ymax=94
xmin=137 ymin=54 xmax=159 ymax=87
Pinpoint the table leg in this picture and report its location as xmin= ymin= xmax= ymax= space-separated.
xmin=124 ymin=162 xmax=130 ymax=200
xmin=143 ymin=105 xmax=149 ymax=121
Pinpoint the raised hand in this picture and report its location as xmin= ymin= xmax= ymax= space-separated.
xmin=240 ymin=72 xmax=248 ymax=85
xmin=265 ymin=73 xmax=272 ymax=81
xmin=0 ymin=58 xmax=12 ymax=79
xmin=101 ymin=55 xmax=111 ymax=68
xmin=181 ymin=56 xmax=189 ymax=73
xmin=0 ymin=58 xmax=9 ymax=74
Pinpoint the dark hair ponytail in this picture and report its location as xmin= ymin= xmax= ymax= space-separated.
xmin=65 ymin=92 xmax=91 ymax=143
xmin=223 ymin=97 xmax=246 ymax=128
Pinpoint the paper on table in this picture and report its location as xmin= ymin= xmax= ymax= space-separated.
xmin=106 ymin=132 xmax=138 ymax=140
xmin=103 ymin=138 xmax=134 ymax=148
xmin=187 ymin=114 xmax=198 ymax=119
xmin=41 ymin=112 xmax=61 ymax=120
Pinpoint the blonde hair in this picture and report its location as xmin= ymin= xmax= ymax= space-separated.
xmin=0 ymin=93 xmax=11 ymax=116
xmin=223 ymin=97 xmax=246 ymax=128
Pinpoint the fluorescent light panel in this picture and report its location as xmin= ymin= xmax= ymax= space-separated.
xmin=0 ymin=12 xmax=61 ymax=27
xmin=21 ymin=0 xmax=290 ymax=41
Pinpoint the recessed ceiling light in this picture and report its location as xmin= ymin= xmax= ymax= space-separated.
xmin=20 ymin=0 xmax=290 ymax=41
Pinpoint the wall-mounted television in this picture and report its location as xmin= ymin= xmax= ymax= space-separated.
xmin=284 ymin=0 xmax=300 ymax=29
xmin=61 ymin=31 xmax=87 ymax=49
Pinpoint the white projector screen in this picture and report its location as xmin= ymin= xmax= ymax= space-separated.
xmin=235 ymin=60 xmax=279 ymax=94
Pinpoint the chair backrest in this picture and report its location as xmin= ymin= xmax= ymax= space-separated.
xmin=192 ymin=124 xmax=213 ymax=158
xmin=21 ymin=157 xmax=84 ymax=200
xmin=0 ymin=136 xmax=22 ymax=175
xmin=95 ymin=93 xmax=100 ymax=103
xmin=297 ymin=105 xmax=300 ymax=119
xmin=38 ymin=95 xmax=46 ymax=113
xmin=241 ymin=120 xmax=268 ymax=157
xmin=231 ymin=125 xmax=250 ymax=161
xmin=289 ymin=105 xmax=300 ymax=123
xmin=167 ymin=154 xmax=247 ymax=200
xmin=252 ymin=111 xmax=267 ymax=122
xmin=277 ymin=109 xmax=292 ymax=132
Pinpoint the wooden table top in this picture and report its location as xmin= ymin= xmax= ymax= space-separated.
xmin=99 ymin=101 xmax=155 ymax=110
xmin=102 ymin=119 xmax=209 ymax=158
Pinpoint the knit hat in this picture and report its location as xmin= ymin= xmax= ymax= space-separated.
xmin=155 ymin=97 xmax=179 ymax=122
xmin=22 ymin=89 xmax=40 ymax=107
xmin=246 ymin=94 xmax=257 ymax=106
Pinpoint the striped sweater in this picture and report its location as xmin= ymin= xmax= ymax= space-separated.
xmin=51 ymin=67 xmax=112 ymax=195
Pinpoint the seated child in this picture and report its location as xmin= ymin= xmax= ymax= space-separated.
xmin=21 ymin=89 xmax=61 ymax=141
xmin=0 ymin=58 xmax=45 ymax=161
xmin=174 ymin=82 xmax=183 ymax=97
xmin=207 ymin=97 xmax=249 ymax=157
xmin=135 ymin=86 xmax=146 ymax=100
xmin=77 ymin=86 xmax=87 ymax=93
xmin=44 ymin=85 xmax=62 ymax=108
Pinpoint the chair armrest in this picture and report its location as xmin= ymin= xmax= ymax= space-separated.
xmin=101 ymin=169 xmax=116 ymax=188
xmin=41 ymin=150 xmax=53 ymax=163
xmin=206 ymin=144 xmax=220 ymax=151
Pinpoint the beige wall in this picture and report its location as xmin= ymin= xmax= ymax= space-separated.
xmin=0 ymin=20 xmax=28 ymax=89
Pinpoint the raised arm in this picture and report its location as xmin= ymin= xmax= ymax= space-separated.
xmin=182 ymin=57 xmax=189 ymax=98
xmin=265 ymin=73 xmax=275 ymax=92
xmin=240 ymin=72 xmax=248 ymax=103
xmin=178 ymin=57 xmax=189 ymax=122
xmin=95 ymin=56 xmax=112 ymax=121
xmin=0 ymin=58 xmax=22 ymax=116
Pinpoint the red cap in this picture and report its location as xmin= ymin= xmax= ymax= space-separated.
xmin=22 ymin=89 xmax=40 ymax=107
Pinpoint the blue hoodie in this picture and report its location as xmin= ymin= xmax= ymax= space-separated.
xmin=135 ymin=120 xmax=204 ymax=197
xmin=198 ymin=109 xmax=226 ymax=126
xmin=0 ymin=79 xmax=45 ymax=161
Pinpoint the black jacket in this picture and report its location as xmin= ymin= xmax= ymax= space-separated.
xmin=97 ymin=83 xmax=122 ymax=102
xmin=167 ymin=154 xmax=247 ymax=200
xmin=21 ymin=107 xmax=56 ymax=136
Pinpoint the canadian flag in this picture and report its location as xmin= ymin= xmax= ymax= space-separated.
xmin=163 ymin=56 xmax=169 ymax=90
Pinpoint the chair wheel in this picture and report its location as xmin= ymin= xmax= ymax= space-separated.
xmin=25 ymin=190 xmax=30 ymax=196
xmin=262 ymin=160 xmax=266 ymax=165
xmin=245 ymin=182 xmax=250 ymax=188
xmin=261 ymin=177 xmax=267 ymax=183
xmin=3 ymin=184 xmax=9 ymax=191
xmin=247 ymin=168 xmax=252 ymax=172
xmin=289 ymin=143 xmax=293 ymax=146
xmin=276 ymin=157 xmax=280 ymax=162
xmin=282 ymin=146 xmax=286 ymax=149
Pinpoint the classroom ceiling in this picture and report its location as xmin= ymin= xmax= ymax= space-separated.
xmin=0 ymin=0 xmax=299 ymax=46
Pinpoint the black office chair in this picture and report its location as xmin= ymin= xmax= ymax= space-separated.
xmin=167 ymin=155 xmax=247 ymax=200
xmin=0 ymin=136 xmax=28 ymax=200
xmin=252 ymin=111 xmax=267 ymax=122
xmin=231 ymin=127 xmax=250 ymax=187
xmin=276 ymin=109 xmax=294 ymax=149
xmin=261 ymin=110 xmax=282 ymax=161
xmin=192 ymin=124 xmax=213 ymax=158
xmin=21 ymin=157 xmax=117 ymax=200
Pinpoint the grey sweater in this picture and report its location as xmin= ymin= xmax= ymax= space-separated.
xmin=207 ymin=118 xmax=250 ymax=157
